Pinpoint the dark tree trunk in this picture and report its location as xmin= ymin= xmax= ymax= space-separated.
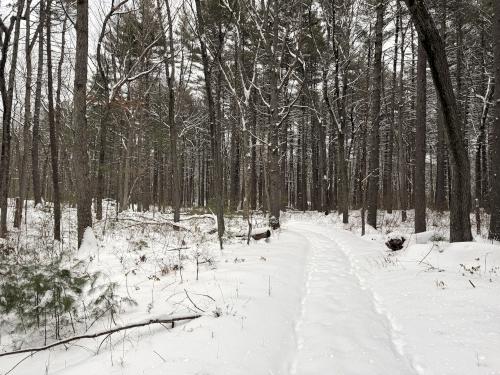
xmin=14 ymin=0 xmax=32 ymax=228
xmin=396 ymin=0 xmax=407 ymax=222
xmin=384 ymin=3 xmax=399 ymax=214
xmin=488 ymin=0 xmax=500 ymax=240
xmin=73 ymin=0 xmax=93 ymax=247
xmin=194 ymin=0 xmax=225 ymax=247
xmin=46 ymin=0 xmax=62 ymax=241
xmin=32 ymin=0 xmax=45 ymax=207
xmin=165 ymin=0 xmax=180 ymax=223
xmin=435 ymin=2 xmax=449 ymax=212
xmin=367 ymin=0 xmax=384 ymax=229
xmin=0 ymin=0 xmax=25 ymax=237
xmin=229 ymin=116 xmax=240 ymax=212
xmin=414 ymin=40 xmax=427 ymax=234
xmin=268 ymin=0 xmax=282 ymax=226
xmin=404 ymin=0 xmax=472 ymax=242
xmin=250 ymin=98 xmax=257 ymax=210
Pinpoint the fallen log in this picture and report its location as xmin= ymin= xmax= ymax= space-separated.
xmin=252 ymin=230 xmax=271 ymax=241
xmin=235 ymin=228 xmax=271 ymax=241
xmin=0 ymin=314 xmax=201 ymax=358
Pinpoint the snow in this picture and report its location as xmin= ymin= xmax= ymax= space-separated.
xmin=79 ymin=227 xmax=99 ymax=258
xmin=1 ymin=209 xmax=500 ymax=374
xmin=414 ymin=230 xmax=440 ymax=244
xmin=289 ymin=223 xmax=415 ymax=374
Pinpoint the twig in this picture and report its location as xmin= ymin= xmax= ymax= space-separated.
xmin=153 ymin=350 xmax=167 ymax=362
xmin=418 ymin=243 xmax=436 ymax=264
xmin=184 ymin=289 xmax=206 ymax=313
xmin=469 ymin=279 xmax=476 ymax=288
xmin=191 ymin=292 xmax=215 ymax=302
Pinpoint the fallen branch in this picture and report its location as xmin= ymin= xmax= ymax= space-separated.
xmin=180 ymin=214 xmax=217 ymax=222
xmin=114 ymin=217 xmax=190 ymax=232
xmin=0 ymin=314 xmax=201 ymax=358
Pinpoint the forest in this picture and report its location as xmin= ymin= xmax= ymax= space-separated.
xmin=0 ymin=0 xmax=499 ymax=373
xmin=0 ymin=0 xmax=497 ymax=246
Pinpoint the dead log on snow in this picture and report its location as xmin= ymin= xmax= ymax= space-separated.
xmin=252 ymin=230 xmax=271 ymax=241
xmin=236 ymin=228 xmax=271 ymax=241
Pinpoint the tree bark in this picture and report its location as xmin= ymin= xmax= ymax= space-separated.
xmin=435 ymin=110 xmax=448 ymax=211
xmin=14 ymin=0 xmax=33 ymax=228
xmin=32 ymin=0 xmax=45 ymax=207
xmin=46 ymin=0 xmax=62 ymax=241
xmin=396 ymin=0 xmax=407 ymax=222
xmin=414 ymin=40 xmax=427 ymax=234
xmin=73 ymin=0 xmax=93 ymax=247
xmin=165 ymin=0 xmax=180 ymax=223
xmin=268 ymin=0 xmax=282 ymax=226
xmin=488 ymin=0 xmax=500 ymax=240
xmin=404 ymin=0 xmax=472 ymax=242
xmin=0 ymin=0 xmax=25 ymax=237
xmin=384 ymin=3 xmax=399 ymax=214
xmin=367 ymin=0 xmax=384 ymax=229
xmin=194 ymin=0 xmax=225 ymax=247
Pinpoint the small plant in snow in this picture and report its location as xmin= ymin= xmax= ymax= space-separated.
xmin=89 ymin=282 xmax=138 ymax=325
xmin=0 ymin=246 xmax=93 ymax=341
xmin=431 ymin=232 xmax=447 ymax=242
xmin=459 ymin=263 xmax=481 ymax=276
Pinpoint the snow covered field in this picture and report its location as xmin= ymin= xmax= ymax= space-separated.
xmin=1 ymin=207 xmax=499 ymax=374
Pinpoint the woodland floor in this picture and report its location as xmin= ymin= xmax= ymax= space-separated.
xmin=0 ymin=209 xmax=499 ymax=374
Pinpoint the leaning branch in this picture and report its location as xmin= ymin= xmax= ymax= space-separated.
xmin=0 ymin=314 xmax=201 ymax=358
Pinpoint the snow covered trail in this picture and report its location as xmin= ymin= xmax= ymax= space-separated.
xmin=288 ymin=223 xmax=417 ymax=375
xmin=2 ymin=217 xmax=499 ymax=375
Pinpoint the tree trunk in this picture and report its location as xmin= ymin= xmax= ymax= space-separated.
xmin=194 ymin=0 xmax=225 ymax=247
xmin=384 ymin=3 xmax=399 ymax=214
xmin=32 ymin=0 xmax=45 ymax=207
xmin=73 ymin=0 xmax=93 ymax=247
xmin=268 ymin=0 xmax=282 ymax=226
xmin=396 ymin=0 xmax=407 ymax=222
xmin=164 ymin=0 xmax=180 ymax=223
xmin=0 ymin=0 xmax=25 ymax=237
xmin=46 ymin=0 xmax=62 ymax=241
xmin=229 ymin=108 xmax=240 ymax=212
xmin=367 ymin=0 xmax=384 ymax=229
xmin=434 ymin=0 xmax=448 ymax=213
xmin=414 ymin=40 xmax=427 ymax=234
xmin=488 ymin=0 xmax=500 ymax=240
xmin=404 ymin=0 xmax=472 ymax=242
xmin=14 ymin=0 xmax=32 ymax=228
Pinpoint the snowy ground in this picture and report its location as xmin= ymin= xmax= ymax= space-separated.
xmin=1 ymin=207 xmax=500 ymax=374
